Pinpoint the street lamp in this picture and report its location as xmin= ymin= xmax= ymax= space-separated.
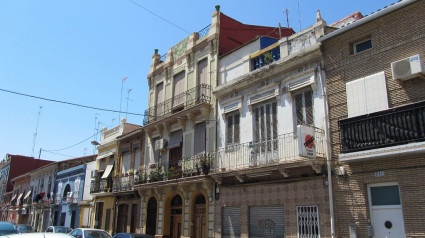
xmin=91 ymin=141 xmax=100 ymax=146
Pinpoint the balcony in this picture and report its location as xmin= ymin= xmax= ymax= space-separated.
xmin=211 ymin=129 xmax=326 ymax=173
xmin=134 ymin=153 xmax=213 ymax=185
xmin=339 ymin=100 xmax=425 ymax=154
xmin=143 ymin=84 xmax=212 ymax=125
xmin=90 ymin=178 xmax=113 ymax=194
xmin=250 ymin=43 xmax=280 ymax=71
xmin=112 ymin=175 xmax=134 ymax=192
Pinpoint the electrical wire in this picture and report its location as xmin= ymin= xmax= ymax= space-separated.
xmin=128 ymin=0 xmax=190 ymax=34
xmin=41 ymin=150 xmax=74 ymax=158
xmin=43 ymin=130 xmax=102 ymax=152
xmin=0 ymin=88 xmax=144 ymax=116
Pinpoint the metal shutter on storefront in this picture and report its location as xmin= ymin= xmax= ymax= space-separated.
xmin=222 ymin=207 xmax=241 ymax=238
xmin=249 ymin=206 xmax=285 ymax=238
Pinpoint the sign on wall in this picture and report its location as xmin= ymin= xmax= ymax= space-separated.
xmin=297 ymin=125 xmax=316 ymax=158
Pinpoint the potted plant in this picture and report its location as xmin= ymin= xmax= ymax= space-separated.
xmin=148 ymin=165 xmax=163 ymax=182
xmin=200 ymin=155 xmax=211 ymax=175
xmin=128 ymin=168 xmax=134 ymax=175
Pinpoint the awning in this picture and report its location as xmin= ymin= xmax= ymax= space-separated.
xmin=23 ymin=190 xmax=32 ymax=200
xmin=10 ymin=194 xmax=17 ymax=203
xmin=97 ymin=151 xmax=114 ymax=160
xmin=16 ymin=193 xmax=24 ymax=204
xmin=101 ymin=164 xmax=114 ymax=179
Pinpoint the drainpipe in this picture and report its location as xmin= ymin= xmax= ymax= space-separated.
xmin=317 ymin=64 xmax=336 ymax=238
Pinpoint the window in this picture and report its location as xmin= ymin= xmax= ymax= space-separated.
xmin=173 ymin=71 xmax=185 ymax=109
xmin=297 ymin=206 xmax=320 ymax=238
xmin=197 ymin=59 xmax=208 ymax=101
xmin=254 ymin=101 xmax=278 ymax=151
xmin=121 ymin=152 xmax=131 ymax=174
xmin=194 ymin=122 xmax=206 ymax=155
xmin=152 ymin=137 xmax=160 ymax=163
xmin=156 ymin=82 xmax=164 ymax=117
xmin=63 ymin=184 xmax=71 ymax=199
xmin=353 ymin=38 xmax=372 ymax=54
xmin=346 ymin=71 xmax=388 ymax=117
xmin=134 ymin=148 xmax=141 ymax=171
xmin=295 ymin=88 xmax=314 ymax=126
xmin=226 ymin=113 xmax=240 ymax=146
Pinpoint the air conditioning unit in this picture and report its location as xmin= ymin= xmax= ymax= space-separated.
xmin=91 ymin=170 xmax=98 ymax=178
xmin=155 ymin=139 xmax=168 ymax=151
xmin=391 ymin=54 xmax=425 ymax=80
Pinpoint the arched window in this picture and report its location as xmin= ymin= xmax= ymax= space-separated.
xmin=63 ymin=184 xmax=71 ymax=199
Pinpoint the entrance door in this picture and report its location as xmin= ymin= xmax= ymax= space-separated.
xmin=95 ymin=202 xmax=104 ymax=229
xmin=193 ymin=195 xmax=206 ymax=238
xmin=368 ymin=183 xmax=406 ymax=238
xmin=146 ymin=198 xmax=157 ymax=236
xmin=116 ymin=204 xmax=128 ymax=233
xmin=170 ymin=195 xmax=182 ymax=238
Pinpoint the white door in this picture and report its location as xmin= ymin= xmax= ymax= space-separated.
xmin=368 ymin=183 xmax=406 ymax=238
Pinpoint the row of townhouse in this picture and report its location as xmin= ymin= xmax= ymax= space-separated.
xmin=0 ymin=153 xmax=96 ymax=232
xmin=2 ymin=0 xmax=425 ymax=237
xmin=91 ymin=1 xmax=422 ymax=237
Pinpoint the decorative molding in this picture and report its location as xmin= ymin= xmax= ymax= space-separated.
xmin=339 ymin=141 xmax=425 ymax=162
xmin=177 ymin=118 xmax=186 ymax=131
xmin=287 ymin=71 xmax=316 ymax=92
xmin=186 ymin=113 xmax=196 ymax=129
xmin=200 ymin=107 xmax=211 ymax=122
xmin=162 ymin=122 xmax=170 ymax=137
xmin=247 ymin=85 xmax=280 ymax=111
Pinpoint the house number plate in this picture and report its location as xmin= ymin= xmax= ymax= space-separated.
xmin=375 ymin=171 xmax=385 ymax=177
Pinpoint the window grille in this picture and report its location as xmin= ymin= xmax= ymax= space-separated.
xmin=295 ymin=89 xmax=314 ymax=126
xmin=297 ymin=205 xmax=320 ymax=238
xmin=226 ymin=113 xmax=240 ymax=146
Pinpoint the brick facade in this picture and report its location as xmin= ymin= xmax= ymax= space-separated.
xmin=322 ymin=1 xmax=425 ymax=237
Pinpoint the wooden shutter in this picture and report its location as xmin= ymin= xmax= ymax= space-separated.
xmin=234 ymin=114 xmax=240 ymax=144
xmin=134 ymin=149 xmax=141 ymax=171
xmin=222 ymin=207 xmax=241 ymax=238
xmin=156 ymin=82 xmax=164 ymax=117
xmin=198 ymin=59 xmax=208 ymax=85
xmin=173 ymin=71 xmax=185 ymax=108
xmin=121 ymin=152 xmax=131 ymax=173
xmin=194 ymin=122 xmax=206 ymax=155
xmin=227 ymin=115 xmax=234 ymax=145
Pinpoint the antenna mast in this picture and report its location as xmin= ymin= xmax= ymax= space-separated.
xmin=284 ymin=8 xmax=290 ymax=28
xmin=125 ymin=89 xmax=132 ymax=119
xmin=297 ymin=0 xmax=302 ymax=31
xmin=31 ymin=106 xmax=43 ymax=158
xmin=119 ymin=76 xmax=128 ymax=121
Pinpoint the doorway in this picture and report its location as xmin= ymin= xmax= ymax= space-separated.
xmin=193 ymin=194 xmax=206 ymax=238
xmin=116 ymin=204 xmax=128 ymax=233
xmin=368 ymin=183 xmax=406 ymax=238
xmin=146 ymin=198 xmax=157 ymax=236
xmin=170 ymin=195 xmax=182 ymax=238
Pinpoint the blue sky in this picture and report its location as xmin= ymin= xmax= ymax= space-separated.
xmin=0 ymin=0 xmax=396 ymax=161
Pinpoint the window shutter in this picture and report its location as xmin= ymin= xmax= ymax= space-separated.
xmin=152 ymin=138 xmax=160 ymax=163
xmin=184 ymin=133 xmax=193 ymax=158
xmin=156 ymin=83 xmax=164 ymax=117
xmin=121 ymin=153 xmax=131 ymax=173
xmin=234 ymin=114 xmax=240 ymax=144
xmin=305 ymin=89 xmax=314 ymax=125
xmin=194 ymin=122 xmax=206 ymax=155
xmin=227 ymin=115 xmax=234 ymax=145
xmin=198 ymin=59 xmax=208 ymax=85
xmin=173 ymin=71 xmax=185 ymax=108
xmin=346 ymin=71 xmax=388 ymax=118
xmin=134 ymin=149 xmax=141 ymax=171
xmin=295 ymin=93 xmax=304 ymax=125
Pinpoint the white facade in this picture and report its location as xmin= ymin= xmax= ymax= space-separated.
xmin=217 ymin=21 xmax=327 ymax=151
xmin=82 ymin=161 xmax=96 ymax=201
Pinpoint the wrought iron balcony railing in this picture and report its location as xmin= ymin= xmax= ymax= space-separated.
xmin=112 ymin=175 xmax=134 ymax=192
xmin=198 ymin=24 xmax=211 ymax=39
xmin=211 ymin=129 xmax=325 ymax=172
xmin=251 ymin=45 xmax=280 ymax=71
xmin=339 ymin=100 xmax=425 ymax=153
xmin=90 ymin=178 xmax=113 ymax=194
xmin=143 ymin=84 xmax=212 ymax=125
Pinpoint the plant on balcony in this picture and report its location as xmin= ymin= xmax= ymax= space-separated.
xmin=199 ymin=155 xmax=211 ymax=175
xmin=128 ymin=168 xmax=134 ymax=175
xmin=263 ymin=51 xmax=274 ymax=65
xmin=148 ymin=166 xmax=163 ymax=182
xmin=135 ymin=171 xmax=148 ymax=184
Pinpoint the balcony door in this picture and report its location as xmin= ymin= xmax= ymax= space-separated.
xmin=169 ymin=130 xmax=183 ymax=172
xmin=146 ymin=197 xmax=157 ymax=236
xmin=170 ymin=195 xmax=182 ymax=238
xmin=197 ymin=59 xmax=208 ymax=102
xmin=116 ymin=204 xmax=128 ymax=233
xmin=173 ymin=71 xmax=185 ymax=112
xmin=193 ymin=194 xmax=206 ymax=238
xmin=253 ymin=101 xmax=278 ymax=165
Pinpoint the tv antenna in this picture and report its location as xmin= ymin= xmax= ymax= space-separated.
xmin=119 ymin=76 xmax=128 ymax=121
xmin=31 ymin=106 xmax=43 ymax=158
xmin=283 ymin=8 xmax=290 ymax=28
xmin=125 ymin=89 xmax=133 ymax=119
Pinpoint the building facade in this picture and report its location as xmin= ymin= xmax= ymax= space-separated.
xmin=320 ymin=0 xmax=425 ymax=237
xmin=90 ymin=118 xmax=140 ymax=234
xmin=212 ymin=12 xmax=331 ymax=238
xmin=0 ymin=154 xmax=53 ymax=222
xmin=52 ymin=162 xmax=94 ymax=229
xmin=10 ymin=174 xmax=31 ymax=224
xmin=138 ymin=6 xmax=296 ymax=238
